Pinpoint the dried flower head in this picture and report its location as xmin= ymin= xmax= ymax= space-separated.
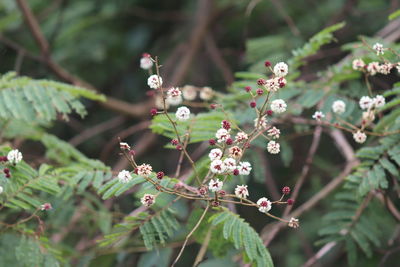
xmin=229 ymin=146 xmax=243 ymax=158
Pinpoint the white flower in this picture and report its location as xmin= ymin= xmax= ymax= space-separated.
xmin=238 ymin=162 xmax=252 ymax=175
xmin=366 ymin=62 xmax=380 ymax=76
xmin=378 ymin=63 xmax=393 ymax=75
xmin=118 ymin=170 xmax=132 ymax=183
xmin=182 ymin=85 xmax=197 ymax=100
xmin=166 ymin=95 xmax=183 ymax=106
xmin=209 ymin=148 xmax=223 ymax=161
xmin=147 ymin=75 xmax=163 ymax=89
xmin=257 ymin=197 xmax=272 ymax=213
xmin=373 ymin=95 xmax=385 ymax=108
xmin=215 ymin=128 xmax=231 ymax=143
xmin=273 ymin=62 xmax=288 ymax=77
xmin=254 ymin=116 xmax=268 ymax=129
xmin=0 ymin=186 xmax=3 ymax=194
xmin=140 ymin=54 xmax=153 ymax=70
xmin=312 ymin=111 xmax=325 ymax=121
xmin=267 ymin=127 xmax=280 ymax=139
xmin=223 ymin=157 xmax=237 ymax=172
xmin=167 ymin=87 xmax=182 ymax=98
xmin=235 ymin=185 xmax=249 ymax=199
xmin=267 ymin=141 xmax=280 ymax=154
xmin=137 ymin=164 xmax=153 ymax=176
xmin=359 ymin=96 xmax=373 ymax=110
xmin=235 ymin=132 xmax=248 ymax=143
xmin=229 ymin=146 xmax=242 ymax=158
xmin=175 ymin=106 xmax=191 ymax=121
xmin=208 ymin=179 xmax=223 ymax=192
xmin=40 ymin=203 xmax=52 ymax=211
xmin=397 ymin=63 xmax=400 ymax=72
xmin=210 ymin=159 xmax=227 ymax=174
xmin=141 ymin=194 xmax=155 ymax=207
xmin=352 ymin=59 xmax=365 ymax=70
xmin=265 ymin=78 xmax=280 ymax=92
xmin=288 ymin=217 xmax=299 ymax=228
xmin=7 ymin=149 xmax=22 ymax=164
xmin=199 ymin=87 xmax=214 ymax=100
xmin=270 ymin=99 xmax=287 ymax=113
xmin=332 ymin=100 xmax=346 ymax=114
xmin=372 ymin=43 xmax=384 ymax=55
xmin=119 ymin=142 xmax=131 ymax=150
xmin=353 ymin=131 xmax=367 ymax=144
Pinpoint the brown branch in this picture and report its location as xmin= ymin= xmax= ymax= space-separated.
xmin=205 ymin=35 xmax=234 ymax=85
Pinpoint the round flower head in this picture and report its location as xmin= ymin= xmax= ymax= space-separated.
xmin=167 ymin=95 xmax=183 ymax=106
xmin=372 ymin=43 xmax=384 ymax=55
xmin=210 ymin=159 xmax=227 ymax=174
xmin=353 ymin=131 xmax=367 ymax=144
xmin=378 ymin=63 xmax=393 ymax=75
xmin=40 ymin=203 xmax=52 ymax=211
xmin=208 ymin=179 xmax=223 ymax=192
xmin=175 ymin=106 xmax=191 ymax=121
xmin=270 ymin=99 xmax=287 ymax=113
xmin=215 ymin=128 xmax=231 ymax=143
xmin=332 ymin=100 xmax=346 ymax=114
xmin=209 ymin=148 xmax=223 ymax=161
xmin=359 ymin=96 xmax=373 ymax=110
xmin=141 ymin=194 xmax=155 ymax=207
xmin=7 ymin=149 xmax=23 ymax=164
xmin=182 ymin=85 xmax=197 ymax=100
xmin=373 ymin=95 xmax=385 ymax=108
xmin=167 ymin=87 xmax=182 ymax=98
xmin=235 ymin=185 xmax=249 ymax=199
xmin=235 ymin=132 xmax=248 ymax=143
xmin=352 ymin=59 xmax=365 ymax=70
xmin=137 ymin=164 xmax=153 ymax=176
xmin=254 ymin=116 xmax=268 ymax=129
xmin=223 ymin=157 xmax=237 ymax=172
xmin=265 ymin=78 xmax=280 ymax=92
xmin=0 ymin=186 xmax=3 ymax=194
xmin=147 ymin=74 xmax=163 ymax=89
xmin=312 ymin=111 xmax=325 ymax=121
xmin=229 ymin=146 xmax=243 ymax=158
xmin=273 ymin=62 xmax=288 ymax=77
xmin=257 ymin=197 xmax=272 ymax=213
xmin=117 ymin=170 xmax=132 ymax=183
xmin=140 ymin=54 xmax=153 ymax=70
xmin=267 ymin=127 xmax=280 ymax=139
xmin=367 ymin=62 xmax=380 ymax=76
xmin=288 ymin=217 xmax=299 ymax=228
xmin=267 ymin=141 xmax=280 ymax=154
xmin=238 ymin=161 xmax=252 ymax=175
xmin=199 ymin=87 xmax=214 ymax=100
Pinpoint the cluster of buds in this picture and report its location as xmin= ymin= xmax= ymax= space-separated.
xmin=1 ymin=149 xmax=23 ymax=182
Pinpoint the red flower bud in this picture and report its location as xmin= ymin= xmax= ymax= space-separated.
xmin=256 ymin=88 xmax=263 ymax=95
xmin=264 ymin=60 xmax=271 ymax=67
xmin=156 ymin=171 xmax=164 ymax=179
xmin=245 ymin=86 xmax=252 ymax=92
xmin=171 ymin=139 xmax=179 ymax=145
xmin=287 ymin=199 xmax=294 ymax=205
xmin=225 ymin=138 xmax=233 ymax=145
xmin=282 ymin=186 xmax=290 ymax=195
xmin=250 ymin=101 xmax=256 ymax=108
xmin=209 ymin=139 xmax=216 ymax=145
xmin=150 ymin=108 xmax=158 ymax=116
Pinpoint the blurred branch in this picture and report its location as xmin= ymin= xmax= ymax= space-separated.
xmin=205 ymin=35 xmax=234 ymax=85
xmin=68 ymin=116 xmax=125 ymax=146
xmin=15 ymin=0 xmax=153 ymax=118
xmin=268 ymin=0 xmax=302 ymax=37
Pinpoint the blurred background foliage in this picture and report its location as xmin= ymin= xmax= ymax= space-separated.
xmin=0 ymin=0 xmax=399 ymax=266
